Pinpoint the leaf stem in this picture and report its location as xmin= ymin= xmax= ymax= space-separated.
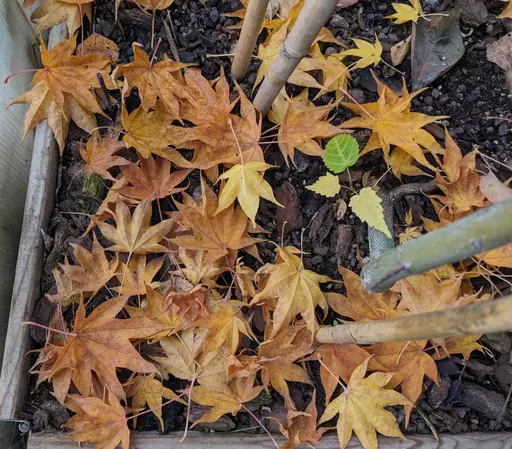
xmin=240 ymin=403 xmax=279 ymax=449
xmin=317 ymin=356 xmax=346 ymax=392
xmin=21 ymin=321 xmax=76 ymax=338
xmin=4 ymin=69 xmax=39 ymax=83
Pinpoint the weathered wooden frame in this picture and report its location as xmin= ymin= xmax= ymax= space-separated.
xmin=0 ymin=21 xmax=510 ymax=449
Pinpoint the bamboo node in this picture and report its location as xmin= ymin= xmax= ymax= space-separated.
xmin=282 ymin=42 xmax=308 ymax=60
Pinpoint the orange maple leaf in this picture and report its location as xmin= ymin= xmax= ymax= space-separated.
xmin=125 ymin=374 xmax=185 ymax=430
xmin=64 ymin=392 xmax=130 ymax=449
xmin=340 ymin=77 xmax=445 ymax=175
xmin=252 ymin=246 xmax=330 ymax=337
xmin=117 ymin=44 xmax=190 ymax=117
xmin=97 ymin=200 xmax=175 ymax=254
xmin=432 ymin=132 xmax=487 ymax=214
xmin=325 ymin=267 xmax=400 ymax=322
xmin=258 ymin=324 xmax=314 ymax=410
xmin=50 ymin=296 xmax=163 ymax=399
xmin=114 ymin=255 xmax=164 ymax=296
xmin=118 ymin=155 xmax=190 ymax=202
xmin=29 ymin=0 xmax=93 ymax=36
xmin=59 ymin=235 xmax=118 ymax=298
xmin=81 ymin=133 xmax=130 ymax=181
xmin=172 ymin=181 xmax=262 ymax=264
xmin=8 ymin=36 xmax=112 ymax=152
xmin=368 ymin=340 xmax=438 ymax=423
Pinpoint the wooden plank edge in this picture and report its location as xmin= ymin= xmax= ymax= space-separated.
xmin=27 ymin=430 xmax=512 ymax=449
xmin=0 ymin=24 xmax=66 ymax=421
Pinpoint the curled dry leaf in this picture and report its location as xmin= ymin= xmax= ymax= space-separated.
xmin=30 ymin=0 xmax=92 ymax=36
xmin=479 ymin=170 xmax=512 ymax=204
xmin=77 ymin=34 xmax=120 ymax=61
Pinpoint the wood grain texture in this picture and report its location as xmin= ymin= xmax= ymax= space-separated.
xmin=0 ymin=25 xmax=64 ymax=420
xmin=0 ymin=0 xmax=38 ymax=372
xmin=27 ymin=431 xmax=512 ymax=449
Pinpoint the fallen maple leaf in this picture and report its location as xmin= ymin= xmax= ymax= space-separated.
xmin=368 ymin=340 xmax=438 ymax=423
xmin=81 ymin=133 xmax=130 ymax=181
xmin=118 ymin=155 xmax=190 ymax=202
xmin=97 ymin=200 xmax=175 ymax=254
xmin=60 ymin=234 xmax=118 ymax=298
xmin=299 ymin=55 xmax=351 ymax=98
xmin=312 ymin=344 xmax=385 ymax=402
xmin=46 ymin=265 xmax=83 ymax=307
xmin=172 ymin=180 xmax=262 ymax=264
xmin=270 ymin=95 xmax=342 ymax=163
xmin=114 ymin=255 xmax=164 ymax=296
xmin=258 ymin=324 xmax=314 ymax=409
xmin=125 ymin=374 xmax=185 ymax=430
xmin=216 ymin=162 xmax=281 ymax=226
xmin=178 ymin=248 xmax=227 ymax=286
xmin=50 ymin=296 xmax=163 ymax=399
xmin=251 ymin=246 xmax=331 ymax=338
xmin=432 ymin=133 xmax=486 ymax=214
xmin=339 ymin=36 xmax=383 ymax=70
xmin=117 ymin=44 xmax=190 ymax=117
xmin=152 ymin=330 xmax=228 ymax=392
xmin=64 ymin=392 xmax=130 ymax=449
xmin=349 ymin=187 xmax=392 ymax=238
xmin=77 ymin=34 xmax=120 ymax=60
xmin=386 ymin=0 xmax=422 ymax=24
xmin=278 ymin=392 xmax=325 ymax=449
xmin=121 ymin=105 xmax=190 ymax=159
xmin=8 ymin=36 xmax=111 ymax=152
xmin=195 ymin=300 xmax=256 ymax=355
xmin=30 ymin=0 xmax=92 ymax=36
xmin=126 ymin=287 xmax=184 ymax=339
xmin=340 ymin=77 xmax=445 ymax=172
xmin=325 ymin=266 xmax=400 ymax=322
xmin=318 ymin=358 xmax=409 ymax=449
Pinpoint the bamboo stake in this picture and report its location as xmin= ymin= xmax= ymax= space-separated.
xmin=253 ymin=0 xmax=339 ymax=114
xmin=315 ymin=295 xmax=512 ymax=345
xmin=361 ymin=198 xmax=512 ymax=294
xmin=232 ymin=0 xmax=270 ymax=80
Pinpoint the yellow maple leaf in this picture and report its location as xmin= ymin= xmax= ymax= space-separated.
xmin=387 ymin=0 xmax=422 ymax=24
xmin=339 ymin=36 xmax=383 ymax=70
xmin=251 ymin=246 xmax=331 ymax=337
xmin=318 ymin=358 xmax=409 ymax=449
xmin=340 ymin=77 xmax=445 ymax=171
xmin=306 ymin=173 xmax=341 ymax=197
xmin=349 ymin=187 xmax=391 ymax=238
xmin=125 ymin=374 xmax=185 ymax=430
xmin=216 ymin=162 xmax=281 ymax=226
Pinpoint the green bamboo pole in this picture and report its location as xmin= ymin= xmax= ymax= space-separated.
xmin=361 ymin=198 xmax=512 ymax=293
xmin=315 ymin=295 xmax=512 ymax=345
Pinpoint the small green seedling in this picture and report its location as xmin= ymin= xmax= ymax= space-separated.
xmin=323 ymin=134 xmax=359 ymax=174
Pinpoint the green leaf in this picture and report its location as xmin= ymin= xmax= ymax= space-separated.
xmin=349 ymin=187 xmax=392 ymax=238
xmin=323 ymin=134 xmax=359 ymax=174
xmin=306 ymin=173 xmax=341 ymax=198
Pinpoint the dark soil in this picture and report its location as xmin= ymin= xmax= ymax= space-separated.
xmin=25 ymin=0 xmax=512 ymax=440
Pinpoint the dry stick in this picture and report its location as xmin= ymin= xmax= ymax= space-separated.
xmin=362 ymin=197 xmax=512 ymax=293
xmin=162 ymin=11 xmax=180 ymax=62
xmin=315 ymin=294 xmax=512 ymax=345
xmin=253 ymin=0 xmax=339 ymax=114
xmin=231 ymin=0 xmax=270 ymax=79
